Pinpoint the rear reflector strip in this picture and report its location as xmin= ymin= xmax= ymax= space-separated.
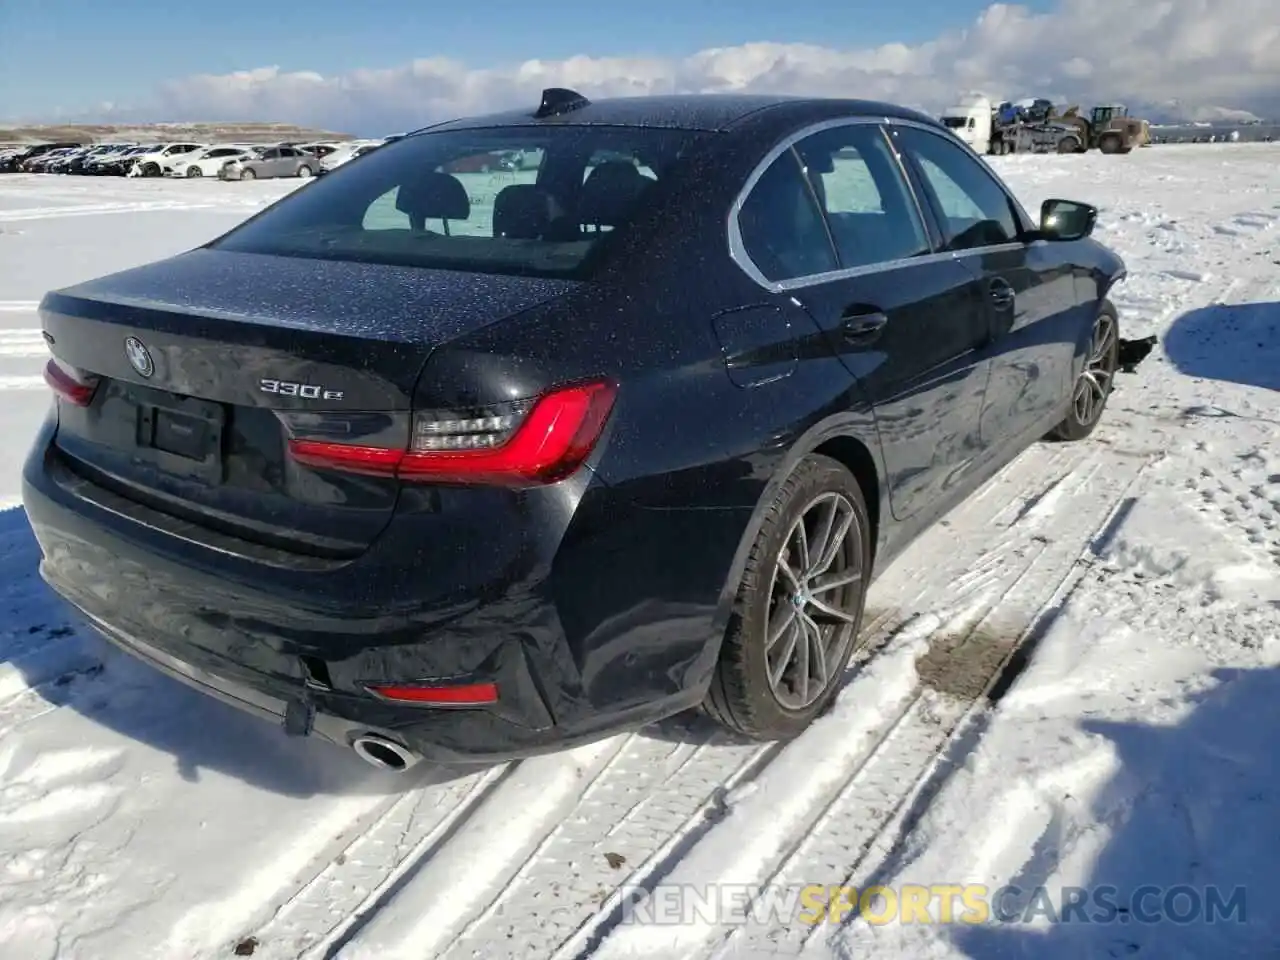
xmin=364 ymin=681 xmax=499 ymax=705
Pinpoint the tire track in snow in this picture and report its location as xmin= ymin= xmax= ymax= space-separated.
xmin=526 ymin=454 xmax=1098 ymax=960
xmin=717 ymin=454 xmax=1154 ymax=958
xmin=324 ymin=735 xmax=637 ymax=960
xmin=0 ymin=328 xmax=50 ymax=359
xmin=325 ymin=445 xmax=1092 ymax=960
xmin=0 ymin=428 xmax=1095 ymax=960
xmin=438 ymin=728 xmax=766 ymax=960
xmin=0 ymin=376 xmax=45 ymax=390
xmin=0 ymin=200 xmax=220 ymax=222
xmin=579 ymin=450 xmax=1152 ymax=960
xmin=239 ymin=762 xmax=514 ymax=960
xmin=0 ymin=328 xmax=49 ymax=389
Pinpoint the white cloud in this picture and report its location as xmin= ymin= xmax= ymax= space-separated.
xmin=71 ymin=0 xmax=1280 ymax=132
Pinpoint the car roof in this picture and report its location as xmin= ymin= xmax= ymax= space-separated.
xmin=411 ymin=92 xmax=942 ymax=135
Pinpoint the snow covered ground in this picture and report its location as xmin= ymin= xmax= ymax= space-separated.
xmin=0 ymin=143 xmax=1278 ymax=960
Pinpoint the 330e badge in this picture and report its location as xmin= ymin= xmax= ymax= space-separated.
xmin=259 ymin=379 xmax=344 ymax=400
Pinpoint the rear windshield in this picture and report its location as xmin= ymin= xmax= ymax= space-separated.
xmin=210 ymin=126 xmax=705 ymax=279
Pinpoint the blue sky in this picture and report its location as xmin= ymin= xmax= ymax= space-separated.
xmin=0 ymin=0 xmax=1054 ymax=119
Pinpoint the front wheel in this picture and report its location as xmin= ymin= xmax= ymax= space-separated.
xmin=703 ymin=454 xmax=872 ymax=740
xmin=1045 ymin=301 xmax=1120 ymax=442
xmin=240 ymin=167 xmax=256 ymax=180
xmin=297 ymin=165 xmax=312 ymax=177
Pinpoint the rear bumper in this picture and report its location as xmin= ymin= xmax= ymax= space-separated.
xmin=22 ymin=417 xmax=730 ymax=762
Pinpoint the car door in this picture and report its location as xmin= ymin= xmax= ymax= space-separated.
xmin=253 ymin=148 xmax=278 ymax=176
xmin=718 ymin=143 xmax=839 ymax=395
xmin=199 ymin=147 xmax=229 ymax=174
xmin=739 ymin=120 xmax=993 ymax=523
xmin=890 ymin=124 xmax=1080 ymax=448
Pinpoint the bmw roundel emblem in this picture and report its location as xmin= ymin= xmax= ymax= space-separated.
xmin=124 ymin=336 xmax=154 ymax=377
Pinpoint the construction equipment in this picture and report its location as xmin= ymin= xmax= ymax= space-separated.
xmin=939 ymin=95 xmax=1151 ymax=156
xmin=943 ymin=95 xmax=1090 ymax=155
xmin=1095 ymin=104 xmax=1152 ymax=146
xmin=1052 ymin=103 xmax=1149 ymax=154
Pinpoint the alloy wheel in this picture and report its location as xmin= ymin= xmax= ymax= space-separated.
xmin=1072 ymin=310 xmax=1117 ymax=426
xmin=764 ymin=491 xmax=864 ymax=710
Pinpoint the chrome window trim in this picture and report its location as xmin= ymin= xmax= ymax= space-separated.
xmin=727 ymin=114 xmax=1043 ymax=293
xmin=876 ymin=122 xmax=935 ymax=250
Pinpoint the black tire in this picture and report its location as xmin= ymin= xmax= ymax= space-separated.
xmin=186 ymin=166 xmax=202 ymax=177
xmin=143 ymin=162 xmax=161 ymax=177
xmin=1045 ymin=300 xmax=1120 ymax=442
xmin=1098 ymin=134 xmax=1122 ymax=155
xmin=703 ymin=454 xmax=872 ymax=740
xmin=1057 ymin=136 xmax=1079 ymax=154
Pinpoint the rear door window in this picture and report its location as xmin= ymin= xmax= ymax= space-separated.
xmin=791 ymin=124 xmax=931 ymax=268
xmin=736 ymin=150 xmax=838 ymax=282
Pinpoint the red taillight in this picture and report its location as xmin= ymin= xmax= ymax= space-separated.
xmin=43 ymin=358 xmax=98 ymax=407
xmin=288 ymin=379 xmax=617 ymax=485
xmin=364 ymin=681 xmax=499 ymax=705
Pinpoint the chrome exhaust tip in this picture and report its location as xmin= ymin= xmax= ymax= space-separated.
xmin=352 ymin=734 xmax=420 ymax=772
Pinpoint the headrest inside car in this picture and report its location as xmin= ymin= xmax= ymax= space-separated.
xmin=395 ymin=172 xmax=471 ymax=226
xmin=493 ymin=184 xmax=556 ymax=239
xmin=579 ymin=161 xmax=651 ymax=228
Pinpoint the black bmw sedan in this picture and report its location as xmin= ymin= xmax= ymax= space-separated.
xmin=23 ymin=89 xmax=1126 ymax=769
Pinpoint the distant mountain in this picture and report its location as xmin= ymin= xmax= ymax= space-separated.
xmin=0 ymin=120 xmax=352 ymax=145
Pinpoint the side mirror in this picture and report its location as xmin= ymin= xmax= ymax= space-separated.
xmin=1039 ymin=198 xmax=1097 ymax=241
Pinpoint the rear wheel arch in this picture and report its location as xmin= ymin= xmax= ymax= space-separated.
xmin=702 ymin=449 xmax=874 ymax=738
xmin=707 ymin=422 xmax=884 ymax=646
xmin=811 ymin=434 xmax=880 ymax=568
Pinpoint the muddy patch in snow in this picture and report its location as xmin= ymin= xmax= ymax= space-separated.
xmin=914 ymin=623 xmax=1017 ymax=700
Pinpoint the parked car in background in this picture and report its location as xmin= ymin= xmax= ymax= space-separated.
xmin=0 ymin=142 xmax=84 ymax=172
xmin=127 ymin=142 xmax=206 ymax=177
xmin=318 ymin=139 xmax=385 ymax=173
xmin=89 ymin=145 xmax=155 ymax=176
xmin=24 ymin=146 xmax=84 ymax=173
xmin=219 ymin=145 xmax=318 ymax=180
xmin=64 ymin=144 xmax=136 ymax=174
xmin=24 ymin=90 xmax=1128 ymax=768
xmin=296 ymin=141 xmax=345 ymax=159
xmin=20 ymin=148 xmax=69 ymax=173
xmin=167 ymin=145 xmax=256 ymax=178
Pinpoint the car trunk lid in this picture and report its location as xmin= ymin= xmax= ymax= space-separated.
xmin=41 ymin=248 xmax=579 ymax=558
